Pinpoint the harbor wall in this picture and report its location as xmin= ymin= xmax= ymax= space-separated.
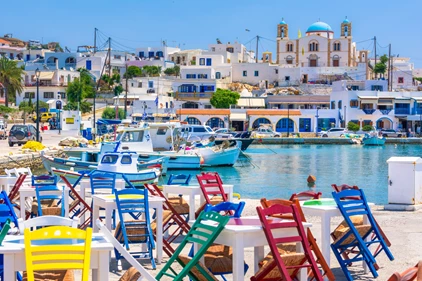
xmin=0 ymin=150 xmax=63 ymax=174
xmin=253 ymin=138 xmax=422 ymax=145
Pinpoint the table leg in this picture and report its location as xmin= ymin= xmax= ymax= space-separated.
xmin=105 ymin=205 xmax=113 ymax=231
xmin=254 ymin=246 xmax=264 ymax=273
xmin=80 ymin=183 xmax=86 ymax=224
xmin=19 ymin=193 xmax=26 ymax=219
xmin=3 ymin=253 xmax=15 ymax=281
xmin=228 ymin=186 xmax=233 ymax=202
xmin=156 ymin=205 xmax=163 ymax=264
xmin=296 ymin=241 xmax=307 ymax=281
xmin=232 ymin=233 xmax=245 ymax=281
xmin=363 ymin=214 xmax=369 ymax=273
xmin=97 ymin=251 xmax=109 ymax=281
xmin=321 ymin=215 xmax=331 ymax=269
xmin=189 ymin=194 xmax=195 ymax=220
xmin=93 ymin=202 xmax=100 ymax=232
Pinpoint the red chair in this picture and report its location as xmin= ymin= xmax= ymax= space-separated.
xmin=387 ymin=261 xmax=422 ymax=281
xmin=289 ymin=191 xmax=322 ymax=201
xmin=7 ymin=174 xmax=32 ymax=219
xmin=196 ymin=172 xmax=231 ymax=217
xmin=144 ymin=183 xmax=191 ymax=257
xmin=252 ymin=204 xmax=323 ymax=281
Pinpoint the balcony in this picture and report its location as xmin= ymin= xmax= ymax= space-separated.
xmin=362 ymin=109 xmax=376 ymax=114
xmin=24 ymin=82 xmax=67 ymax=87
xmin=395 ymin=108 xmax=410 ymax=115
xmin=379 ymin=109 xmax=393 ymax=115
xmin=174 ymin=92 xmax=213 ymax=100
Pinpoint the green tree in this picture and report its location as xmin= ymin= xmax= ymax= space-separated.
xmin=362 ymin=125 xmax=373 ymax=132
xmin=374 ymin=54 xmax=389 ymax=78
xmin=210 ymin=88 xmax=240 ymax=109
xmin=124 ymin=66 xmax=142 ymax=79
xmin=66 ymin=75 xmax=94 ymax=103
xmin=102 ymin=107 xmax=125 ymax=120
xmin=114 ymin=85 xmax=124 ymax=96
xmin=142 ymin=66 xmax=161 ymax=77
xmin=164 ymin=68 xmax=175 ymax=76
xmin=63 ymin=101 xmax=92 ymax=114
xmin=0 ymin=57 xmax=24 ymax=106
xmin=347 ymin=121 xmax=360 ymax=133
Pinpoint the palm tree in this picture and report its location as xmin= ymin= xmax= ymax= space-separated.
xmin=0 ymin=57 xmax=24 ymax=107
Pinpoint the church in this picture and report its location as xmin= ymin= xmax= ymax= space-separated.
xmin=276 ymin=18 xmax=361 ymax=68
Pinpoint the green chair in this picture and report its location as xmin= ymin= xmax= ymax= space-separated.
xmin=156 ymin=211 xmax=230 ymax=281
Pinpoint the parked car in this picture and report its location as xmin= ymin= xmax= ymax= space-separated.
xmin=32 ymin=112 xmax=56 ymax=123
xmin=319 ymin=128 xmax=346 ymax=138
xmin=380 ymin=129 xmax=402 ymax=138
xmin=8 ymin=124 xmax=42 ymax=147
xmin=251 ymin=126 xmax=281 ymax=138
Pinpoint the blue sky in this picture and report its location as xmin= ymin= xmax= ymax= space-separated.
xmin=3 ymin=0 xmax=422 ymax=67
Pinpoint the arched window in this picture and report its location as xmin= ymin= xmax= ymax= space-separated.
xmin=332 ymin=55 xmax=340 ymax=67
xmin=333 ymin=42 xmax=341 ymax=51
xmin=65 ymin=57 xmax=76 ymax=64
xmin=206 ymin=117 xmax=224 ymax=129
xmin=286 ymin=42 xmax=294 ymax=52
xmin=276 ymin=118 xmax=294 ymax=132
xmin=309 ymin=41 xmax=319 ymax=52
xmin=186 ymin=117 xmax=201 ymax=125
xmin=252 ymin=118 xmax=271 ymax=129
xmin=286 ymin=55 xmax=294 ymax=65
xmin=309 ymin=54 xmax=318 ymax=67
xmin=215 ymin=72 xmax=221 ymax=79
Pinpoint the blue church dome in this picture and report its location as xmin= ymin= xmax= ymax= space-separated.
xmin=280 ymin=18 xmax=286 ymax=24
xmin=343 ymin=18 xmax=350 ymax=23
xmin=306 ymin=21 xmax=333 ymax=33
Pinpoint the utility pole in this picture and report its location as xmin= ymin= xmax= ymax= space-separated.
xmin=388 ymin=44 xmax=392 ymax=91
xmin=374 ymin=36 xmax=377 ymax=79
xmin=124 ymin=53 xmax=128 ymax=118
xmin=108 ymin=37 xmax=111 ymax=77
xmin=94 ymin=28 xmax=97 ymax=54
xmin=255 ymin=35 xmax=259 ymax=63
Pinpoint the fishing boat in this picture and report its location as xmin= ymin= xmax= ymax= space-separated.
xmin=181 ymin=139 xmax=241 ymax=166
xmin=48 ymin=150 xmax=161 ymax=185
xmin=362 ymin=132 xmax=386 ymax=146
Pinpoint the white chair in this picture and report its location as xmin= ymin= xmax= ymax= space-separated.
xmin=14 ymin=167 xmax=33 ymax=187
xmin=18 ymin=215 xmax=79 ymax=233
xmin=4 ymin=168 xmax=16 ymax=177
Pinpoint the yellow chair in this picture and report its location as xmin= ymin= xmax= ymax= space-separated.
xmin=24 ymin=226 xmax=92 ymax=281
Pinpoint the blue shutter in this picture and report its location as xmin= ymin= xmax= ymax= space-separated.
xmin=26 ymin=54 xmax=30 ymax=61
xmin=206 ymin=58 xmax=212 ymax=66
xmin=86 ymin=60 xmax=92 ymax=70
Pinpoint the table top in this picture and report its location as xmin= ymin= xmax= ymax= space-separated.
xmin=93 ymin=194 xmax=165 ymax=203
xmin=300 ymin=198 xmax=375 ymax=212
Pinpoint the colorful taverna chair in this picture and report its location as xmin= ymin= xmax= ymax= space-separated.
xmin=90 ymin=170 xmax=117 ymax=227
xmin=114 ymin=188 xmax=156 ymax=269
xmin=32 ymin=175 xmax=65 ymax=217
xmin=331 ymin=189 xmax=394 ymax=281
xmin=196 ymin=172 xmax=232 ymax=217
xmin=289 ymin=191 xmax=322 ymax=201
xmin=260 ymin=198 xmax=335 ymax=281
xmin=252 ymin=204 xmax=324 ymax=281
xmin=24 ymin=226 xmax=92 ymax=281
xmin=0 ymin=191 xmax=19 ymax=229
xmin=165 ymin=174 xmax=191 ymax=219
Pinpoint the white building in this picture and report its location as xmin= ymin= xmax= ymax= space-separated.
xmin=169 ymin=49 xmax=204 ymax=66
xmin=207 ymin=41 xmax=255 ymax=63
xmin=135 ymin=46 xmax=180 ymax=61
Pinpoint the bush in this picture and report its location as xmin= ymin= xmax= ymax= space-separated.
xmin=362 ymin=125 xmax=373 ymax=132
xmin=347 ymin=121 xmax=360 ymax=133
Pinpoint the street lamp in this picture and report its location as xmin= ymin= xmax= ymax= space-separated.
xmin=343 ymin=105 xmax=347 ymax=128
xmin=35 ymin=68 xmax=40 ymax=142
xmin=287 ymin=103 xmax=290 ymax=137
xmin=315 ymin=107 xmax=320 ymax=137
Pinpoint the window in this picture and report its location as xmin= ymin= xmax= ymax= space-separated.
xmin=180 ymin=85 xmax=196 ymax=93
xmin=198 ymin=74 xmax=208 ymax=79
xmin=193 ymin=127 xmax=206 ymax=133
xmin=206 ymin=118 xmax=225 ymax=129
xmin=156 ymin=128 xmax=168 ymax=135
xmin=121 ymin=131 xmax=144 ymax=142
xmin=206 ymin=58 xmax=212 ymax=66
xmin=371 ymin=85 xmax=383 ymax=91
xmin=309 ymin=42 xmax=319 ymax=52
xmin=199 ymin=85 xmax=215 ymax=92
xmin=398 ymin=77 xmax=404 ymax=84
xmin=121 ymin=155 xmax=132 ymax=164
xmin=148 ymin=51 xmax=154 ymax=58
xmin=216 ymin=72 xmax=221 ymax=79
xmin=254 ymin=71 xmax=259 ymax=77
xmin=226 ymin=47 xmax=234 ymax=53
xmin=299 ymin=118 xmax=311 ymax=132
xmin=199 ymin=58 xmax=205 ymax=65
xmin=58 ymin=92 xmax=66 ymax=99
xmin=139 ymin=52 xmax=145 ymax=58
xmin=186 ymin=74 xmax=196 ymax=79
xmin=186 ymin=117 xmax=201 ymax=125
xmin=351 ymin=85 xmax=359 ymax=90
xmin=148 ymin=81 xmax=154 ymax=88
xmin=24 ymin=92 xmax=35 ymax=99
xmin=211 ymin=47 xmax=215 ymax=52
xmin=243 ymin=71 xmax=247 ymax=77
xmin=333 ymin=42 xmax=341 ymax=51
xmin=286 ymin=56 xmax=293 ymax=64
xmin=101 ymin=155 xmax=118 ymax=164
xmin=338 ymin=101 xmax=342 ymax=109
xmin=331 ymin=101 xmax=335 ymax=109
xmin=43 ymin=92 xmax=54 ymax=99
xmin=275 ymin=69 xmax=278 ymax=74
xmin=350 ymin=100 xmax=359 ymax=108
xmin=138 ymin=82 xmax=142 ymax=88
xmin=114 ymin=55 xmax=121 ymax=59
xmin=285 ymin=76 xmax=290 ymax=81
xmin=286 ymin=43 xmax=294 ymax=52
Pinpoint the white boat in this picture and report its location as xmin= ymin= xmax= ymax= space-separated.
xmin=63 ymin=125 xmax=201 ymax=169
xmin=180 ymin=139 xmax=241 ymax=166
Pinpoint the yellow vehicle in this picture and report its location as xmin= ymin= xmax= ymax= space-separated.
xmin=32 ymin=112 xmax=56 ymax=122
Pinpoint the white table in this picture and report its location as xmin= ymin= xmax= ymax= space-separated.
xmin=92 ymin=194 xmax=165 ymax=264
xmin=163 ymin=184 xmax=234 ymax=219
xmin=0 ymin=176 xmax=17 ymax=193
xmin=191 ymin=216 xmax=311 ymax=281
xmin=0 ymin=232 xmax=114 ymax=281
xmin=19 ymin=187 xmax=70 ymax=219
xmin=300 ymin=199 xmax=374 ymax=274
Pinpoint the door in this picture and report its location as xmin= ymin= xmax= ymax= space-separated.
xmin=310 ymin=59 xmax=317 ymax=67
xmin=333 ymin=59 xmax=339 ymax=67
xmin=86 ymin=60 xmax=92 ymax=70
xmin=232 ymin=121 xmax=244 ymax=131
xmin=303 ymin=74 xmax=308 ymax=83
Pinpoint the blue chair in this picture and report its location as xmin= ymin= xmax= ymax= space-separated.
xmin=331 ymin=189 xmax=394 ymax=281
xmin=0 ymin=191 xmax=19 ymax=228
xmin=34 ymin=185 xmax=65 ymax=217
xmin=89 ymin=171 xmax=117 ymax=228
xmin=114 ymin=188 xmax=156 ymax=269
xmin=167 ymin=174 xmax=192 ymax=185
xmin=31 ymin=174 xmax=57 ymax=187
xmin=196 ymin=201 xmax=249 ymax=281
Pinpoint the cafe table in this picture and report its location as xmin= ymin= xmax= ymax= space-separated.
xmin=0 ymin=175 xmax=17 ymax=193
xmin=92 ymin=193 xmax=165 ymax=264
xmin=0 ymin=232 xmax=114 ymax=281
xmin=191 ymin=216 xmax=311 ymax=281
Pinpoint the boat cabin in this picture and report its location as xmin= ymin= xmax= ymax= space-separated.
xmin=115 ymin=126 xmax=154 ymax=153
xmin=97 ymin=151 xmax=139 ymax=173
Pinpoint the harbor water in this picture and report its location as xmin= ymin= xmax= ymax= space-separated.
xmin=159 ymin=144 xmax=422 ymax=205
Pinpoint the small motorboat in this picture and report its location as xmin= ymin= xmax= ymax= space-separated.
xmin=362 ymin=132 xmax=386 ymax=146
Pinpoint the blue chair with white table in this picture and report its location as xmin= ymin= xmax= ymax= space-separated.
xmin=167 ymin=174 xmax=192 ymax=186
xmin=89 ymin=171 xmax=117 ymax=228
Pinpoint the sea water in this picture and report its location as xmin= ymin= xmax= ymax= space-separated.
xmin=161 ymin=144 xmax=422 ymax=205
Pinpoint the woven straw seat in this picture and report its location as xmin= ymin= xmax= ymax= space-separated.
xmin=150 ymin=210 xmax=173 ymax=232
xmin=167 ymin=196 xmax=190 ymax=215
xmin=22 ymin=270 xmax=74 ymax=281
xmin=332 ymin=215 xmax=364 ymax=239
xmin=257 ymin=253 xmax=306 ymax=279
xmin=31 ymin=199 xmax=61 ymax=216
xmin=204 ymin=244 xmax=234 ymax=274
xmin=333 ymin=224 xmax=372 ymax=246
xmin=118 ymin=267 xmax=142 ymax=281
xmin=178 ymin=255 xmax=219 ymax=281
xmin=259 ymin=243 xmax=298 ymax=268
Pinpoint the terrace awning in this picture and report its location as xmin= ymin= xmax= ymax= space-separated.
xmin=38 ymin=72 xmax=54 ymax=80
xmin=230 ymin=113 xmax=247 ymax=121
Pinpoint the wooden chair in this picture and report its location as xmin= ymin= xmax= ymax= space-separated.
xmin=164 ymin=174 xmax=191 ymax=219
xmin=24 ymin=226 xmax=92 ymax=281
xmin=7 ymin=174 xmax=32 ymax=220
xmin=252 ymin=204 xmax=323 ymax=281
xmin=18 ymin=216 xmax=78 ymax=233
xmin=167 ymin=174 xmax=192 ymax=185
xmin=331 ymin=189 xmax=394 ymax=281
xmin=0 ymin=219 xmax=22 ymax=281
xmin=196 ymin=172 xmax=231 ymax=217
xmin=289 ymin=191 xmax=322 ymax=201
xmin=387 ymin=261 xmax=422 ymax=281
xmin=90 ymin=171 xmax=117 ymax=228
xmin=0 ymin=191 xmax=19 ymax=229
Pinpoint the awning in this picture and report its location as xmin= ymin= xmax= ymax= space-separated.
xmin=405 ymin=116 xmax=422 ymax=121
xmin=358 ymin=96 xmax=378 ymax=99
xmin=237 ymin=98 xmax=265 ymax=107
xmin=268 ymin=101 xmax=329 ymax=104
xmin=230 ymin=113 xmax=247 ymax=121
xmin=413 ymin=97 xmax=422 ymax=101
xmin=37 ymin=72 xmax=54 ymax=80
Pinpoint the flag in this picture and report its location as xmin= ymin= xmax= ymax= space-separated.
xmin=302 ymin=47 xmax=305 ymax=56
xmin=154 ymin=96 xmax=159 ymax=107
xmin=298 ymin=29 xmax=302 ymax=38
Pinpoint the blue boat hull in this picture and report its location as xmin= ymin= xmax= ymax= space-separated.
xmin=363 ymin=136 xmax=386 ymax=146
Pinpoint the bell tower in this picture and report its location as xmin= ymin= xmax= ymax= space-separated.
xmin=277 ymin=18 xmax=289 ymax=39
xmin=341 ymin=17 xmax=352 ymax=37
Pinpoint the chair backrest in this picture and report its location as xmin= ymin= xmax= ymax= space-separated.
xmin=331 ymin=184 xmax=360 ymax=200
xmin=89 ymin=171 xmax=117 ymax=195
xmin=196 ymin=172 xmax=228 ymax=203
xmin=14 ymin=167 xmax=33 ymax=177
xmin=7 ymin=174 xmax=27 ymax=202
xmin=18 ymin=216 xmax=79 ymax=233
xmin=204 ymin=201 xmax=245 ymax=218
xmin=24 ymin=226 xmax=92 ymax=281
xmin=4 ymin=168 xmax=16 ymax=177
xmin=289 ymin=191 xmax=322 ymax=201
xmin=32 ymin=174 xmax=57 ymax=187
xmin=0 ymin=219 xmax=11 ymax=245
xmin=0 ymin=191 xmax=19 ymax=228
xmin=35 ymin=185 xmax=65 ymax=217
xmin=167 ymin=174 xmax=192 ymax=185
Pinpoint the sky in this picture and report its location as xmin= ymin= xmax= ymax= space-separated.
xmin=2 ymin=0 xmax=422 ymax=67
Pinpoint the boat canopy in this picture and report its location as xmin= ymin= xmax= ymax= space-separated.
xmin=96 ymin=119 xmax=122 ymax=125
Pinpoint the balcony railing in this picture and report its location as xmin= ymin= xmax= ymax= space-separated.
xmin=379 ymin=109 xmax=393 ymax=115
xmin=362 ymin=109 xmax=376 ymax=114
xmin=24 ymin=82 xmax=68 ymax=87
xmin=175 ymin=92 xmax=213 ymax=100
xmin=395 ymin=108 xmax=410 ymax=115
